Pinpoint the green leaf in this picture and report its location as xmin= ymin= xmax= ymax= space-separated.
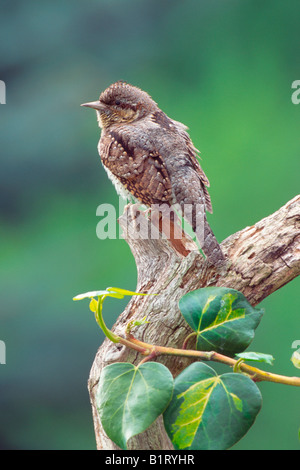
xmin=73 ymin=290 xmax=109 ymax=301
xmin=127 ymin=316 xmax=150 ymax=332
xmin=291 ymin=351 xmax=300 ymax=369
xmin=235 ymin=352 xmax=274 ymax=365
xmin=163 ymin=362 xmax=262 ymax=450
xmin=106 ymin=287 xmax=151 ymax=297
xmin=73 ymin=286 xmax=153 ymax=303
xmin=73 ymin=287 xmax=152 ymax=342
xmin=131 ymin=316 xmax=149 ymax=327
xmin=179 ymin=287 xmax=264 ymax=355
xmin=97 ymin=362 xmax=174 ymax=449
xmin=89 ymin=298 xmax=98 ymax=313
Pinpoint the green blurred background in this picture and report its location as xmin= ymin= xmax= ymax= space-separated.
xmin=0 ymin=0 xmax=299 ymax=450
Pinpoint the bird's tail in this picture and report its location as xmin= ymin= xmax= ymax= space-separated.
xmin=183 ymin=203 xmax=225 ymax=266
xmin=201 ymin=215 xmax=225 ymax=266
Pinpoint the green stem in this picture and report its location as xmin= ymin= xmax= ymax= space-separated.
xmin=95 ymin=297 xmax=120 ymax=343
xmin=121 ymin=334 xmax=300 ymax=387
xmin=233 ymin=358 xmax=245 ymax=373
xmin=182 ymin=332 xmax=197 ymax=350
xmin=137 ymin=349 xmax=158 ymax=366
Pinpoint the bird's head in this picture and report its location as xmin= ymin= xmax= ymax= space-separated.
xmin=81 ymin=81 xmax=158 ymax=128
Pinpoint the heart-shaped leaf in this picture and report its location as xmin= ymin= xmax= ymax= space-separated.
xmin=235 ymin=352 xmax=274 ymax=365
xmin=97 ymin=362 xmax=174 ymax=449
xmin=179 ymin=287 xmax=264 ymax=355
xmin=291 ymin=351 xmax=300 ymax=369
xmin=163 ymin=362 xmax=262 ymax=450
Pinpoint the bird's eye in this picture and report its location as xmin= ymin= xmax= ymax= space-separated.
xmin=115 ymin=100 xmax=121 ymax=105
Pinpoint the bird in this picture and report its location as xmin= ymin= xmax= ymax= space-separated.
xmin=81 ymin=81 xmax=224 ymax=265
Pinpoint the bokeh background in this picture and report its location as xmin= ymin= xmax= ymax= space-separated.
xmin=0 ymin=0 xmax=299 ymax=450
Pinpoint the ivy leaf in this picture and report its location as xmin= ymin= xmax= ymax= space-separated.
xmin=130 ymin=316 xmax=149 ymax=327
xmin=235 ymin=352 xmax=274 ymax=365
xmin=163 ymin=362 xmax=262 ymax=450
xmin=126 ymin=316 xmax=150 ymax=335
xmin=291 ymin=351 xmax=300 ymax=369
xmin=73 ymin=287 xmax=150 ymax=302
xmin=73 ymin=287 xmax=153 ymax=342
xmin=97 ymin=362 xmax=174 ymax=449
xmin=106 ymin=287 xmax=151 ymax=297
xmin=73 ymin=290 xmax=109 ymax=301
xmin=179 ymin=287 xmax=264 ymax=355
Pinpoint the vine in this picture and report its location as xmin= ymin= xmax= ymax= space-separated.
xmin=74 ymin=286 xmax=300 ymax=450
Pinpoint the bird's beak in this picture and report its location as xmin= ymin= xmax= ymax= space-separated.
xmin=81 ymin=100 xmax=105 ymax=110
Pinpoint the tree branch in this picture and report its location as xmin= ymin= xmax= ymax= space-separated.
xmin=88 ymin=195 xmax=300 ymax=450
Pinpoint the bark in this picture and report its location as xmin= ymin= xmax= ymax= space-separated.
xmin=88 ymin=195 xmax=300 ymax=450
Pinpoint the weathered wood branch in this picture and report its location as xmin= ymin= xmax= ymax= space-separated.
xmin=88 ymin=195 xmax=300 ymax=450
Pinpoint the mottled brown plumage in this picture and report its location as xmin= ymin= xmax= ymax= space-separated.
xmin=82 ymin=81 xmax=224 ymax=265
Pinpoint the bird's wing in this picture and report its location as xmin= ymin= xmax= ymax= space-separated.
xmin=99 ymin=129 xmax=173 ymax=206
xmin=151 ymin=112 xmax=213 ymax=214
xmin=184 ymin=136 xmax=213 ymax=214
xmin=170 ymin=120 xmax=213 ymax=214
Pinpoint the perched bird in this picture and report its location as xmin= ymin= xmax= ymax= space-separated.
xmin=82 ymin=81 xmax=224 ymax=265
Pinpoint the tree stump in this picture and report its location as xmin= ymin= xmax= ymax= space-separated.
xmin=88 ymin=195 xmax=300 ymax=450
